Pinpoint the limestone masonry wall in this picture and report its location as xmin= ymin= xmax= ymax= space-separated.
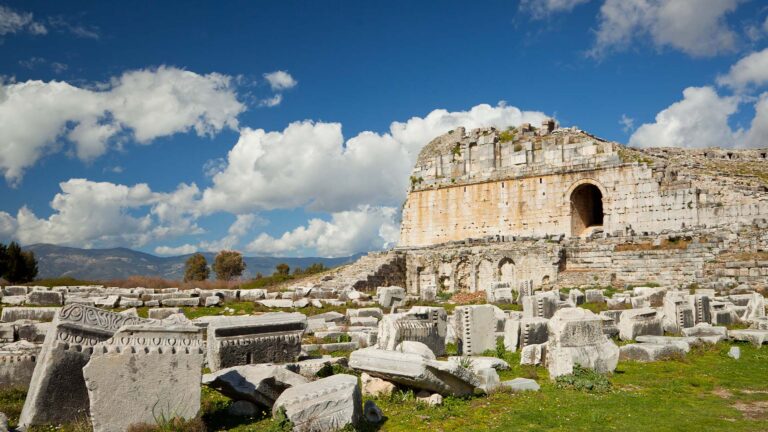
xmin=399 ymin=122 xmax=768 ymax=248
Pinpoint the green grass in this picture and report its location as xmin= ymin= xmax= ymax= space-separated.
xmin=132 ymin=300 xmax=356 ymax=320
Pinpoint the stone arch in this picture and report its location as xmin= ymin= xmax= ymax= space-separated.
xmin=498 ymin=257 xmax=515 ymax=284
xmin=455 ymin=260 xmax=471 ymax=292
xmin=475 ymin=259 xmax=494 ymax=292
xmin=567 ymin=180 xmax=605 ymax=236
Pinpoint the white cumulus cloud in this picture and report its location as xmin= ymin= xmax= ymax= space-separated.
xmin=717 ymin=48 xmax=768 ymax=91
xmin=590 ymin=0 xmax=741 ymax=58
xmin=263 ymin=71 xmax=297 ymax=91
xmin=629 ymin=86 xmax=740 ymax=148
xmin=0 ymin=66 xmax=245 ymax=185
xmin=155 ymin=244 xmax=198 ymax=256
xmin=4 ymin=179 xmax=202 ymax=248
xmin=247 ymin=206 xmax=399 ymax=257
xmin=200 ymin=103 xmax=548 ymax=215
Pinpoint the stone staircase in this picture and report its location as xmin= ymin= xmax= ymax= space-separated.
xmin=299 ymin=251 xmax=406 ymax=293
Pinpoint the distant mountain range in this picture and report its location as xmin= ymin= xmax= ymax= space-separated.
xmin=22 ymin=243 xmax=363 ymax=281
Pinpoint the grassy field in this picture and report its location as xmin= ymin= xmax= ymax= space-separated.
xmin=3 ymin=341 xmax=768 ymax=431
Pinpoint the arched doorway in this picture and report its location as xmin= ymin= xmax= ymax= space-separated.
xmin=499 ymin=258 xmax=515 ymax=284
xmin=570 ymin=183 xmax=604 ymax=236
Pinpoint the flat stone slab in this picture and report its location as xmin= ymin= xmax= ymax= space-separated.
xmin=729 ymin=329 xmax=768 ymax=347
xmin=1 ymin=307 xmax=59 ymax=322
xmin=502 ymin=378 xmax=540 ymax=392
xmin=634 ymin=335 xmax=692 ymax=352
xmin=273 ymin=374 xmax=362 ymax=432
xmin=447 ymin=356 xmax=510 ymax=373
xmin=203 ymin=364 xmax=308 ymax=408
xmin=349 ymin=347 xmax=479 ymax=396
xmin=620 ymin=343 xmax=687 ymax=362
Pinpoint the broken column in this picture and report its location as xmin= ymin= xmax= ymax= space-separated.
xmin=546 ymin=308 xmax=619 ymax=379
xmin=207 ymin=312 xmax=307 ymax=371
xmin=83 ymin=324 xmax=205 ymax=432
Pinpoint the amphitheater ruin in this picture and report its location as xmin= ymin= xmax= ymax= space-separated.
xmin=1 ymin=120 xmax=767 ymax=431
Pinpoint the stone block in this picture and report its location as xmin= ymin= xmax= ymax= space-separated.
xmin=273 ymin=374 xmax=362 ymax=432
xmin=2 ymin=285 xmax=28 ymax=296
xmin=240 ymin=289 xmax=268 ymax=301
xmin=585 ymin=289 xmax=605 ymax=303
xmin=377 ymin=306 xmax=447 ymax=356
xmin=377 ymin=286 xmax=406 ymax=308
xmin=284 ymin=356 xmax=348 ymax=379
xmin=618 ymin=308 xmax=663 ymax=341
xmin=203 ymin=364 xmax=308 ymax=408
xmin=19 ymin=304 xmax=150 ymax=427
xmin=520 ymin=317 xmax=549 ymax=348
xmin=682 ymin=323 xmax=728 ymax=344
xmin=503 ymin=318 xmax=520 ymax=352
xmin=346 ymin=308 xmax=383 ymax=320
xmin=207 ymin=313 xmax=307 ymax=371
xmin=520 ymin=342 xmax=546 ymax=366
xmin=161 ymin=297 xmax=201 ymax=307
xmin=728 ymin=329 xmax=768 ymax=347
xmin=361 ymin=372 xmax=396 ymax=397
xmin=454 ymin=305 xmax=496 ymax=356
xmin=1 ymin=296 xmax=24 ymax=306
xmin=619 ymin=343 xmax=686 ymax=362
xmin=546 ymin=308 xmax=619 ymax=379
xmin=147 ymin=307 xmax=184 ymax=320
xmin=83 ymin=324 xmax=204 ymax=432
xmin=1 ymin=307 xmax=59 ymax=322
xmin=25 ymin=290 xmax=64 ymax=306
xmin=15 ymin=320 xmax=50 ymax=343
xmin=349 ymin=347 xmax=479 ymax=396
xmin=502 ymin=378 xmax=540 ymax=392
xmin=94 ymin=295 xmax=120 ymax=308
xmin=523 ymin=291 xmax=559 ymax=319
xmin=0 ymin=340 xmax=39 ymax=389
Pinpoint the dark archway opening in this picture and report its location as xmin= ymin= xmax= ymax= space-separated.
xmin=571 ymin=183 xmax=604 ymax=236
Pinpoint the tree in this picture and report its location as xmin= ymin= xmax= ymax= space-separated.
xmin=275 ymin=263 xmax=290 ymax=276
xmin=213 ymin=250 xmax=246 ymax=281
xmin=3 ymin=242 xmax=38 ymax=283
xmin=183 ymin=253 xmax=209 ymax=282
xmin=0 ymin=243 xmax=7 ymax=280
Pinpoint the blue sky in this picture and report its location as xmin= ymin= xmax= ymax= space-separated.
xmin=1 ymin=0 xmax=767 ymax=257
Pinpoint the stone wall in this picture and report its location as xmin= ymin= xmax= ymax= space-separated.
xmin=399 ymin=123 xmax=768 ymax=248
xmin=400 ymin=221 xmax=768 ymax=295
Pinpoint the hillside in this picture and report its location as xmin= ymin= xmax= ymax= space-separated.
xmin=22 ymin=243 xmax=362 ymax=281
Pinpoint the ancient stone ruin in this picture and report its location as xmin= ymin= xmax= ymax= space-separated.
xmin=1 ymin=122 xmax=767 ymax=431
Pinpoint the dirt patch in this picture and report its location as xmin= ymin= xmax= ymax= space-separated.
xmin=733 ymin=401 xmax=768 ymax=420
xmin=712 ymin=388 xmax=733 ymax=399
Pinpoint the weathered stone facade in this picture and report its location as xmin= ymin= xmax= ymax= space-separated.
xmin=401 ymin=122 xmax=768 ymax=247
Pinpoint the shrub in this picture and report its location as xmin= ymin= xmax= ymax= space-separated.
xmin=213 ymin=250 xmax=246 ymax=281
xmin=183 ymin=253 xmax=210 ymax=282
xmin=555 ymin=365 xmax=612 ymax=393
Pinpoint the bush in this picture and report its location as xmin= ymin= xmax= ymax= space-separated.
xmin=213 ymin=250 xmax=246 ymax=281
xmin=183 ymin=253 xmax=210 ymax=282
xmin=555 ymin=365 xmax=612 ymax=392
